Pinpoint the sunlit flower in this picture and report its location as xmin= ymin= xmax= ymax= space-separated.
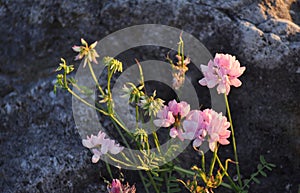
xmin=182 ymin=108 xmax=231 ymax=152
xmin=153 ymin=106 xmax=175 ymax=127
xmin=171 ymin=55 xmax=190 ymax=90
xmin=72 ymin=38 xmax=99 ymax=68
xmin=199 ymin=53 xmax=245 ymax=95
xmin=154 ymin=99 xmax=190 ymax=141
xmin=168 ymin=100 xmax=190 ymax=118
xmin=82 ymin=131 xmax=124 ymax=163
xmin=108 ymin=179 xmax=136 ymax=193
xmin=182 ymin=110 xmax=206 ymax=146
xmin=202 ymin=109 xmax=231 ymax=152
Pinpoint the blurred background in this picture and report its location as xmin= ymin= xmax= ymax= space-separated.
xmin=0 ymin=0 xmax=299 ymax=192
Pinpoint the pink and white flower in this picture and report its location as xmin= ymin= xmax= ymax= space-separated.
xmin=154 ymin=99 xmax=190 ymax=140
xmin=107 ymin=179 xmax=136 ymax=193
xmin=201 ymin=109 xmax=231 ymax=151
xmin=82 ymin=131 xmax=124 ymax=163
xmin=199 ymin=53 xmax=246 ymax=95
xmin=182 ymin=108 xmax=231 ymax=152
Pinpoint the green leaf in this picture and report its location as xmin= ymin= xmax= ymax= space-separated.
xmin=259 ymin=170 xmax=267 ymax=177
xmin=268 ymin=163 xmax=276 ymax=168
xmin=257 ymin=163 xmax=263 ymax=170
xmin=259 ymin=155 xmax=266 ymax=164
xmin=170 ymin=188 xmax=181 ymax=193
xmin=252 ymin=177 xmax=260 ymax=184
xmin=265 ymin=165 xmax=273 ymax=171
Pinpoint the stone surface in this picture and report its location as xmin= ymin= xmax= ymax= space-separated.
xmin=0 ymin=0 xmax=299 ymax=192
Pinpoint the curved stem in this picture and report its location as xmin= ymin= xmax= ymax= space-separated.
xmin=216 ymin=156 xmax=240 ymax=192
xmin=209 ymin=145 xmax=218 ymax=176
xmin=224 ymin=94 xmax=242 ymax=186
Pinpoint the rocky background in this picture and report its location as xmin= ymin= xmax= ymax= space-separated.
xmin=0 ymin=0 xmax=300 ymax=192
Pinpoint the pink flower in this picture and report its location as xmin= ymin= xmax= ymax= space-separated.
xmin=182 ymin=109 xmax=231 ymax=152
xmin=168 ymin=100 xmax=190 ymax=118
xmin=153 ymin=106 xmax=175 ymax=127
xmin=82 ymin=131 xmax=124 ymax=163
xmin=202 ymin=109 xmax=231 ymax=151
xmin=108 ymin=179 xmax=136 ymax=193
xmin=182 ymin=110 xmax=207 ymax=147
xmin=153 ymin=100 xmax=190 ymax=140
xmin=109 ymin=179 xmax=122 ymax=193
xmin=199 ymin=53 xmax=245 ymax=95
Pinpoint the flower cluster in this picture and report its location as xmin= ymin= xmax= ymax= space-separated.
xmin=199 ymin=53 xmax=246 ymax=95
xmin=153 ymin=99 xmax=190 ymax=141
xmin=183 ymin=109 xmax=231 ymax=152
xmin=154 ymin=100 xmax=230 ymax=152
xmin=107 ymin=179 xmax=136 ymax=193
xmin=82 ymin=131 xmax=124 ymax=163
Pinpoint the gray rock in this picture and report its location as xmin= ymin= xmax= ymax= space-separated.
xmin=0 ymin=0 xmax=299 ymax=192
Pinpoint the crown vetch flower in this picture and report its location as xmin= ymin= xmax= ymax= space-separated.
xmin=182 ymin=108 xmax=231 ymax=152
xmin=82 ymin=131 xmax=124 ymax=163
xmin=154 ymin=99 xmax=190 ymax=141
xmin=199 ymin=53 xmax=246 ymax=95
xmin=153 ymin=106 xmax=175 ymax=127
xmin=182 ymin=110 xmax=206 ymax=147
xmin=202 ymin=109 xmax=231 ymax=151
xmin=72 ymin=38 xmax=99 ymax=68
xmin=108 ymin=179 xmax=136 ymax=193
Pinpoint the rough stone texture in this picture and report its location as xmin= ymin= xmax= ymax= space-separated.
xmin=0 ymin=0 xmax=299 ymax=193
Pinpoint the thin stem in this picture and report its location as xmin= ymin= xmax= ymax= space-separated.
xmin=224 ymin=94 xmax=242 ymax=186
xmin=152 ymin=131 xmax=161 ymax=154
xmin=139 ymin=171 xmax=150 ymax=193
xmin=174 ymin=166 xmax=196 ymax=176
xmin=67 ymin=88 xmax=109 ymax=116
xmin=146 ymin=171 xmax=160 ymax=193
xmin=216 ymin=156 xmax=240 ymax=192
xmin=87 ymin=61 xmax=105 ymax=96
xmin=106 ymin=154 xmax=135 ymax=168
xmin=105 ymin=158 xmax=113 ymax=179
xmin=209 ymin=145 xmax=218 ymax=176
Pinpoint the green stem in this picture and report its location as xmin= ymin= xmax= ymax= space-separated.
xmin=216 ymin=156 xmax=240 ymax=192
xmin=67 ymin=88 xmax=109 ymax=116
xmin=174 ymin=166 xmax=196 ymax=176
xmin=105 ymin=158 xmax=113 ymax=179
xmin=106 ymin=155 xmax=136 ymax=168
xmin=152 ymin=131 xmax=161 ymax=154
xmin=139 ymin=171 xmax=150 ymax=193
xmin=146 ymin=171 xmax=160 ymax=193
xmin=87 ymin=61 xmax=105 ymax=96
xmin=224 ymin=94 xmax=242 ymax=186
xmin=209 ymin=145 xmax=218 ymax=176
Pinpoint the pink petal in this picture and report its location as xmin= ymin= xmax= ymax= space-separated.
xmin=169 ymin=127 xmax=178 ymax=138
xmin=198 ymin=78 xmax=207 ymax=86
xmin=230 ymin=78 xmax=242 ymax=87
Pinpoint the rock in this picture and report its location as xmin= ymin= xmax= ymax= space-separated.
xmin=0 ymin=0 xmax=299 ymax=192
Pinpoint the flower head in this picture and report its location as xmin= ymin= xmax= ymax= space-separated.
xmin=82 ymin=131 xmax=124 ymax=163
xmin=182 ymin=108 xmax=231 ymax=152
xmin=72 ymin=38 xmax=99 ymax=68
xmin=199 ymin=53 xmax=245 ymax=95
xmin=108 ymin=179 xmax=136 ymax=193
xmin=202 ymin=109 xmax=231 ymax=151
xmin=154 ymin=99 xmax=190 ymax=141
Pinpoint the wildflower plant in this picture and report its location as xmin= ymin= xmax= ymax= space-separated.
xmin=55 ymin=35 xmax=275 ymax=193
